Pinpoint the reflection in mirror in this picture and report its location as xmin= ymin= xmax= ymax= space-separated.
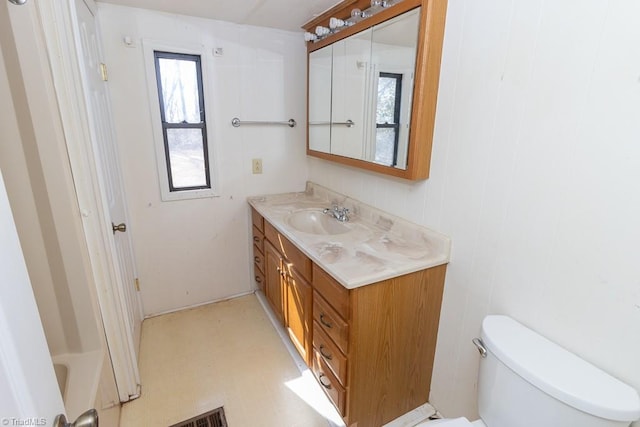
xmin=330 ymin=28 xmax=372 ymax=160
xmin=308 ymin=45 xmax=332 ymax=152
xmin=368 ymin=8 xmax=420 ymax=169
xmin=375 ymin=72 xmax=402 ymax=165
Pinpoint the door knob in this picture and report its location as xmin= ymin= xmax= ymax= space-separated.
xmin=112 ymin=222 xmax=126 ymax=234
xmin=54 ymin=409 xmax=98 ymax=427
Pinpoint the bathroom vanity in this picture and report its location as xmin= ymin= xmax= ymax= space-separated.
xmin=248 ymin=183 xmax=450 ymax=426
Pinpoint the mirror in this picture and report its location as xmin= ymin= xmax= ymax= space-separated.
xmin=305 ymin=0 xmax=447 ymax=180
xmin=308 ymin=45 xmax=332 ymax=153
xmin=330 ymin=28 xmax=372 ymax=160
xmin=307 ymin=8 xmax=421 ymax=171
xmin=369 ymin=9 xmax=420 ymax=169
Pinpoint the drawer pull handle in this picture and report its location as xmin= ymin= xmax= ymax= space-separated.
xmin=254 ymin=256 xmax=261 ymax=263
xmin=318 ymin=373 xmax=332 ymax=389
xmin=253 ymin=236 xmax=260 ymax=243
xmin=319 ymin=345 xmax=332 ymax=360
xmin=255 ymin=276 xmax=262 ymax=283
xmin=319 ymin=313 xmax=333 ymax=329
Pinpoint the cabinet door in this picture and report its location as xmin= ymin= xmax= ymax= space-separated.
xmin=264 ymin=240 xmax=285 ymax=325
xmin=286 ymin=266 xmax=312 ymax=364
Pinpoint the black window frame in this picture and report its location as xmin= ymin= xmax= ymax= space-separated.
xmin=376 ymin=72 xmax=403 ymax=167
xmin=153 ymin=51 xmax=211 ymax=192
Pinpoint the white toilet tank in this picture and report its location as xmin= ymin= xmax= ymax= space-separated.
xmin=477 ymin=315 xmax=640 ymax=427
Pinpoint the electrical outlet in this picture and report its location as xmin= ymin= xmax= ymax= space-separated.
xmin=252 ymin=158 xmax=263 ymax=174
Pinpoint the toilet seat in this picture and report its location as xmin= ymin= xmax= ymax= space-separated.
xmin=414 ymin=417 xmax=487 ymax=427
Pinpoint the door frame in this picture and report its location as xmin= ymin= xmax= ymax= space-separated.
xmin=34 ymin=0 xmax=141 ymax=401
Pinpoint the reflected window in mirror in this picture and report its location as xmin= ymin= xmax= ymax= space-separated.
xmin=375 ymin=72 xmax=402 ymax=166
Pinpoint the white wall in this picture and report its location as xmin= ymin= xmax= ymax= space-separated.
xmin=309 ymin=0 xmax=640 ymax=423
xmin=98 ymin=4 xmax=309 ymax=316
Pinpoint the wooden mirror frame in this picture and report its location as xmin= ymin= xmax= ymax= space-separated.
xmin=303 ymin=0 xmax=447 ymax=180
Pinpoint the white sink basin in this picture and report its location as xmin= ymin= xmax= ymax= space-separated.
xmin=285 ymin=209 xmax=352 ymax=235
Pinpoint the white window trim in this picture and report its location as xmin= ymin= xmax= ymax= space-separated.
xmin=142 ymin=39 xmax=219 ymax=201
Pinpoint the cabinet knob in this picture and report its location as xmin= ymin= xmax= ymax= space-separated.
xmin=319 ymin=345 xmax=333 ymax=360
xmin=255 ymin=256 xmax=261 ymax=263
xmin=253 ymin=236 xmax=260 ymax=243
xmin=255 ymin=276 xmax=262 ymax=283
xmin=319 ymin=313 xmax=333 ymax=329
xmin=318 ymin=373 xmax=332 ymax=390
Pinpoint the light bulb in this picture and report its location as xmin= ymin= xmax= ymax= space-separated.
xmin=304 ymin=32 xmax=318 ymax=42
xmin=329 ymin=17 xmax=346 ymax=29
xmin=315 ymin=26 xmax=330 ymax=36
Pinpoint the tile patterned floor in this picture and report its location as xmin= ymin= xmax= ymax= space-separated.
xmin=120 ymin=294 xmax=335 ymax=427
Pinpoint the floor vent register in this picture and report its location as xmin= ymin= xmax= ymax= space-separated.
xmin=169 ymin=407 xmax=228 ymax=427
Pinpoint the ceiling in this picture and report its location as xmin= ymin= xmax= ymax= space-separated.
xmin=96 ymin=0 xmax=342 ymax=32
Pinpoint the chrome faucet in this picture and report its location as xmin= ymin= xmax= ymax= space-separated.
xmin=323 ymin=205 xmax=350 ymax=222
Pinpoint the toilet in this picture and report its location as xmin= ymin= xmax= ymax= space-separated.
xmin=418 ymin=315 xmax=640 ymax=427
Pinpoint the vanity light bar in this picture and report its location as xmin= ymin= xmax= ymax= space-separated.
xmin=305 ymin=0 xmax=405 ymax=42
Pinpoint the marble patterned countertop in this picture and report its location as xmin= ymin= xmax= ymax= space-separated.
xmin=248 ymin=182 xmax=451 ymax=289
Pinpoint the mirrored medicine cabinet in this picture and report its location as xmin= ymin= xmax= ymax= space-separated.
xmin=303 ymin=0 xmax=447 ymax=180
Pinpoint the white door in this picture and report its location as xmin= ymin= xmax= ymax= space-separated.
xmin=72 ymin=0 xmax=143 ymax=398
xmin=0 ymin=169 xmax=67 ymax=425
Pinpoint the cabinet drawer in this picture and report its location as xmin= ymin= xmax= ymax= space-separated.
xmin=251 ymin=207 xmax=264 ymax=232
xmin=252 ymin=226 xmax=264 ymax=253
xmin=254 ymin=266 xmax=265 ymax=292
xmin=253 ymin=250 xmax=265 ymax=273
xmin=312 ymin=350 xmax=346 ymax=416
xmin=264 ymin=222 xmax=312 ymax=282
xmin=313 ymin=264 xmax=349 ymax=320
xmin=313 ymin=322 xmax=347 ymax=385
xmin=313 ymin=291 xmax=349 ymax=354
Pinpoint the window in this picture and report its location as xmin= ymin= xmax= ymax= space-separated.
xmin=154 ymin=51 xmax=210 ymax=192
xmin=143 ymin=41 xmax=217 ymax=201
xmin=374 ymin=72 xmax=402 ymax=167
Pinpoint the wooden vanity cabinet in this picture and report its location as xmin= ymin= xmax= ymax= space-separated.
xmin=264 ymin=240 xmax=286 ymax=325
xmin=250 ymin=208 xmax=265 ymax=292
xmin=263 ymin=220 xmax=313 ymax=365
xmin=250 ymin=208 xmax=447 ymax=426
xmin=312 ymin=263 xmax=447 ymax=426
xmin=285 ymin=266 xmax=312 ymax=364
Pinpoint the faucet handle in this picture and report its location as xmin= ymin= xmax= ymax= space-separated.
xmin=339 ymin=208 xmax=350 ymax=222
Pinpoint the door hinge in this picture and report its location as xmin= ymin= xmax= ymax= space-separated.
xmin=99 ymin=62 xmax=108 ymax=81
xmin=134 ymin=278 xmax=140 ymax=292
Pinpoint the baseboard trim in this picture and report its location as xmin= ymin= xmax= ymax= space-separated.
xmin=144 ymin=290 xmax=255 ymax=319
